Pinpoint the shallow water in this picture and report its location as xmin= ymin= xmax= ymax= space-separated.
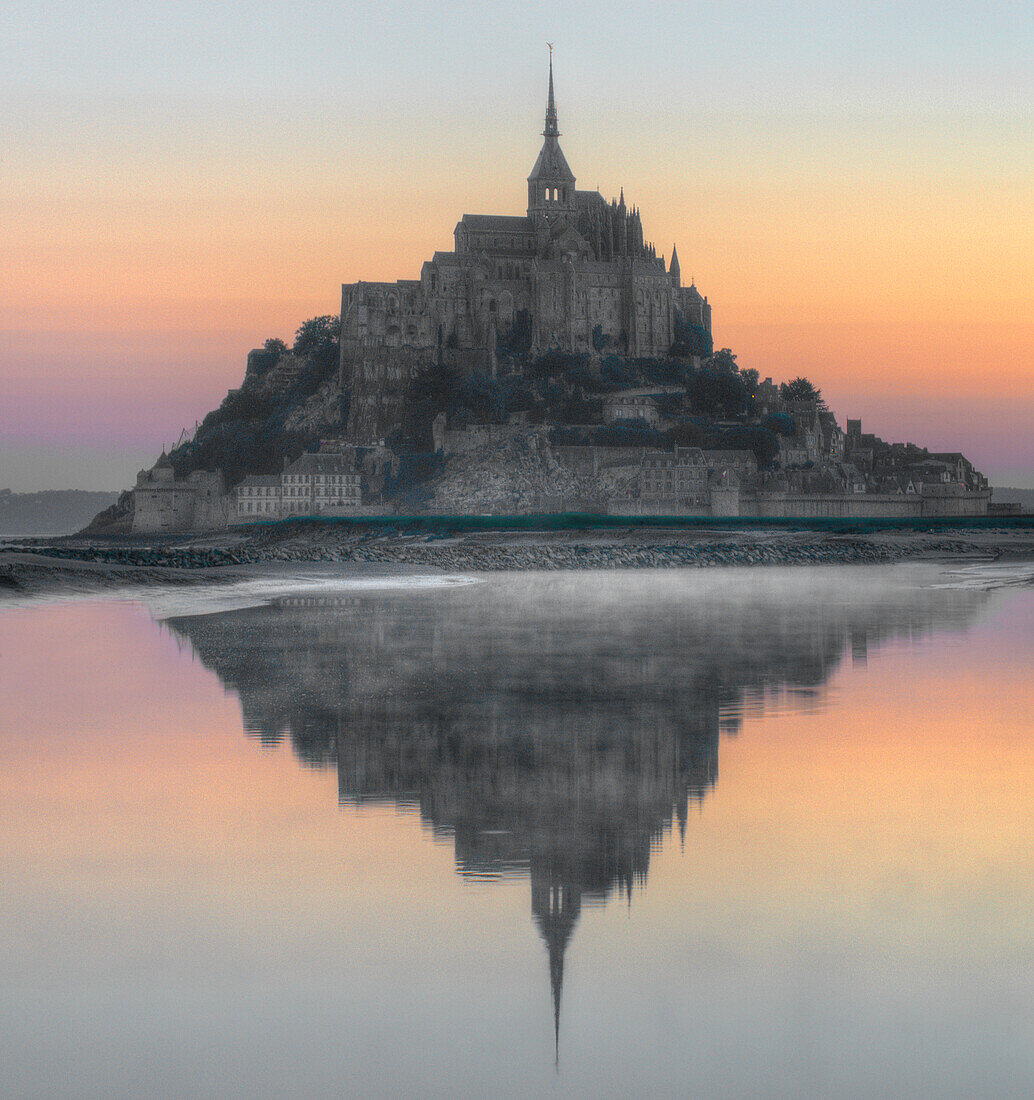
xmin=2 ymin=564 xmax=1033 ymax=1098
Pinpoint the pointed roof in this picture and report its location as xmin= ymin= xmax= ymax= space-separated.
xmin=544 ymin=49 xmax=558 ymax=138
xmin=528 ymin=52 xmax=575 ymax=184
xmin=670 ymin=243 xmax=681 ymax=283
xmin=154 ymin=449 xmax=172 ymax=469
xmin=528 ymin=136 xmax=575 ymax=184
xmin=532 ymin=874 xmax=582 ymax=1068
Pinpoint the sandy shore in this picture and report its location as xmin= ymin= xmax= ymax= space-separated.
xmin=0 ymin=549 xmax=250 ymax=600
xmin=3 ymin=522 xmax=1032 ymax=602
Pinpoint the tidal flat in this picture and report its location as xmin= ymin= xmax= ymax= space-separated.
xmin=2 ymin=562 xmax=1033 ymax=1097
xmin=3 ymin=520 xmax=1034 ymax=603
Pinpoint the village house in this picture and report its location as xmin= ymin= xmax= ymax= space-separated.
xmin=777 ymin=437 xmax=812 ymax=467
xmin=282 ymin=453 xmax=362 ymax=516
xmin=236 ymin=475 xmax=282 ymax=518
xmin=701 ymin=450 xmax=758 ymax=478
xmin=638 ymin=448 xmax=708 ymax=503
xmin=236 ymin=452 xmax=362 ymax=521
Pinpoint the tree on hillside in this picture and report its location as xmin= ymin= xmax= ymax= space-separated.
xmin=781 ymin=377 xmax=824 ymax=405
xmin=708 ymin=348 xmax=738 ymax=373
xmin=498 ymin=309 xmax=533 ymax=355
xmin=670 ymin=315 xmax=713 ymax=360
xmin=762 ymin=411 xmax=796 ymax=436
xmin=290 ymin=315 xmax=341 ymax=390
xmin=722 ymin=425 xmax=779 ymax=468
xmin=740 ymin=367 xmax=760 ymax=391
xmin=666 ymin=420 xmax=711 ymax=449
xmin=687 ymin=369 xmax=747 ymax=418
xmin=293 ymin=315 xmax=339 ymax=358
xmin=264 ymin=337 xmax=288 ymax=358
xmin=595 ymin=421 xmax=667 ymax=449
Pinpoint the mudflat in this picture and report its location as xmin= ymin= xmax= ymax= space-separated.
xmin=4 ymin=522 xmax=1034 ymax=601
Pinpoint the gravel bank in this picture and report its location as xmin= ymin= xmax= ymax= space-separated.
xmin=2 ymin=526 xmax=1017 ymax=597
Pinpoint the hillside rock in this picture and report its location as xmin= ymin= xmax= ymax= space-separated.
xmin=429 ymin=430 xmax=636 ymax=512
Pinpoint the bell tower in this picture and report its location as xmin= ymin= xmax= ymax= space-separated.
xmin=527 ymin=47 xmax=576 ymax=229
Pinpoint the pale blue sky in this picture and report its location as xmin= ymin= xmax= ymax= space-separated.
xmin=3 ymin=2 xmax=1033 ymax=489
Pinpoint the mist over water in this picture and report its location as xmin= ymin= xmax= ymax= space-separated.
xmin=3 ymin=565 xmax=1033 ymax=1098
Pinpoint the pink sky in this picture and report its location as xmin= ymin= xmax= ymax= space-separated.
xmin=2 ymin=4 xmax=1032 ymax=489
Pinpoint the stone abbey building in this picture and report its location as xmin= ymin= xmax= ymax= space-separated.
xmin=342 ymin=57 xmax=712 ymax=444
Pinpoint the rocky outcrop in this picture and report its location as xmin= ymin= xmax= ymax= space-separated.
xmin=429 ymin=430 xmax=637 ymax=513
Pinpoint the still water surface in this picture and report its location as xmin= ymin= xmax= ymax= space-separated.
xmin=2 ymin=565 xmax=1033 ymax=1098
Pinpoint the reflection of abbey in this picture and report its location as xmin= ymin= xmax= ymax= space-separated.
xmin=341 ymin=58 xmax=711 ymax=443
xmin=165 ymin=575 xmax=983 ymax=1059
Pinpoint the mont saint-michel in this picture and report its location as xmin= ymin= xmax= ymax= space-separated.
xmin=341 ymin=54 xmax=711 ymax=446
xmin=67 ymin=56 xmax=1010 ymax=546
xmin=7 ymin=12 xmax=1034 ymax=1098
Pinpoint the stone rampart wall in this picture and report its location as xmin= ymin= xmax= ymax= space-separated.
xmin=592 ymin=491 xmax=991 ymax=520
xmin=132 ymin=488 xmax=197 ymax=533
xmin=192 ymin=492 xmax=233 ymax=531
xmin=555 ymin=445 xmax=661 ymax=474
xmin=606 ymin=500 xmax=709 ymax=517
xmin=742 ymin=492 xmax=990 ymax=518
xmin=442 ymin=424 xmax=520 ymax=455
xmin=344 ymin=346 xmax=435 ymax=445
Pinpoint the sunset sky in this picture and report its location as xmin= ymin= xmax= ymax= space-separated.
xmin=2 ymin=1 xmax=1032 ymax=490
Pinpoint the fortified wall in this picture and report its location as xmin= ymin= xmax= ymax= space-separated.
xmin=607 ymin=489 xmax=991 ymax=519
xmin=132 ymin=459 xmax=230 ymax=533
xmin=344 ymin=346 xmax=435 ymax=445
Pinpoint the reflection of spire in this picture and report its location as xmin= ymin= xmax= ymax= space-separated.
xmin=550 ymin=929 xmax=562 ymax=1067
xmin=164 ymin=576 xmax=985 ymax=1071
xmin=532 ymin=870 xmax=581 ymax=1068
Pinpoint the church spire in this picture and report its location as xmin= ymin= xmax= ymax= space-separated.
xmin=544 ymin=44 xmax=559 ymax=136
xmin=528 ymin=47 xmax=575 ymax=220
xmin=670 ymin=243 xmax=681 ymax=288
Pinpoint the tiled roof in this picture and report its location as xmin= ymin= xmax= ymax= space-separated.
xmin=528 ymin=139 xmax=575 ymax=183
xmin=459 ymin=214 xmax=533 ymax=232
xmin=703 ymin=449 xmax=756 ymax=462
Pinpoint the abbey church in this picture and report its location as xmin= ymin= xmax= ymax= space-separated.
xmin=341 ymin=56 xmax=712 ymax=443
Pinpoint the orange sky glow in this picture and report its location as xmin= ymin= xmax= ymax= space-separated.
xmin=2 ymin=3 xmax=1032 ymax=488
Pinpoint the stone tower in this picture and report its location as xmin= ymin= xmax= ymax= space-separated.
xmin=527 ymin=52 xmax=576 ymax=230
